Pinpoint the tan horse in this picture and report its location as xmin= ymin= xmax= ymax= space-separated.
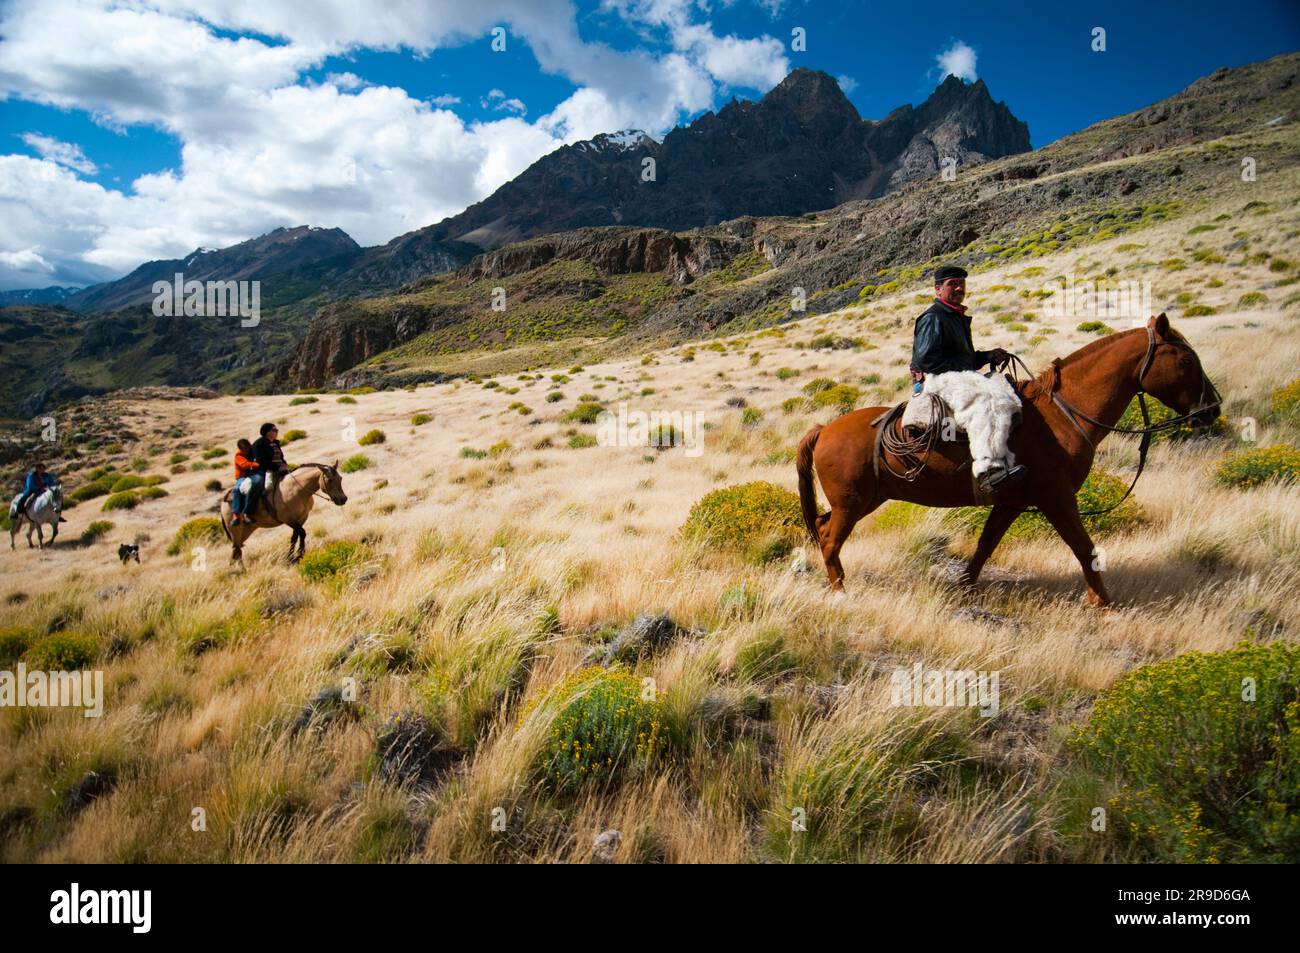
xmin=795 ymin=315 xmax=1220 ymax=607
xmin=220 ymin=462 xmax=348 ymax=564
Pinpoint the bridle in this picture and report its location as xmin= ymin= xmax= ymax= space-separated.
xmin=295 ymin=462 xmax=343 ymax=503
xmin=1001 ymin=325 xmax=1222 ymax=515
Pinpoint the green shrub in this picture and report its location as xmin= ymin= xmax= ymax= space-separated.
xmin=681 ymin=481 xmax=805 ymax=563
xmin=281 ymin=429 xmax=307 ymax=444
xmin=528 ymin=667 xmax=667 ymax=792
xmin=298 ymin=540 xmax=367 ymax=584
xmin=202 ymin=447 xmax=227 ymax=460
xmin=337 ymin=395 xmax=357 ymax=404
xmin=458 ymin=447 xmax=487 ymax=460
xmin=101 ymin=491 xmax=139 ymax=511
xmin=776 ymin=367 xmax=798 ymax=381
xmin=567 ymin=433 xmax=598 ymax=449
xmin=0 ymin=626 xmax=35 ymax=665
xmin=109 ymin=475 xmax=147 ymax=493
xmin=560 ymin=403 xmax=604 ymax=424
xmin=411 ymin=413 xmax=432 ymax=426
xmin=488 ymin=440 xmax=512 ymax=457
xmin=949 ymin=469 xmax=1145 ymax=539
xmin=1116 ymin=397 xmax=1228 ymax=442
xmin=1074 ymin=642 xmax=1300 ymax=862
xmin=24 ymin=632 xmax=100 ymax=669
xmin=546 ymin=391 xmax=564 ymax=403
xmin=1183 ymin=304 xmax=1216 ymax=316
xmin=138 ymin=486 xmax=168 ymax=500
xmin=1237 ymin=291 xmax=1268 ymax=308
xmin=167 ymin=517 xmax=225 ymax=556
xmin=741 ymin=407 xmax=764 ymax=427
xmin=358 ymin=429 xmax=386 ymax=446
xmin=808 ymin=383 xmax=862 ymax=414
xmin=1215 ymin=444 xmax=1300 ymax=489
xmin=289 ymin=396 xmax=318 ymax=405
xmin=205 ymin=479 xmax=222 ymax=492
xmin=80 ymin=520 xmax=113 ymax=544
xmin=341 ymin=454 xmax=371 ymax=473
xmin=1077 ymin=320 xmax=1114 ymax=335
xmin=68 ymin=478 xmax=115 ymax=503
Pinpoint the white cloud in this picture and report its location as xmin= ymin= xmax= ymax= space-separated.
xmin=0 ymin=0 xmax=798 ymax=289
xmin=18 ymin=132 xmax=98 ymax=175
xmin=935 ymin=40 xmax=978 ymax=82
xmin=836 ymin=74 xmax=857 ymax=94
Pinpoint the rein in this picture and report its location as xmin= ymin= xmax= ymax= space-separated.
xmin=999 ymin=326 xmax=1221 ymax=517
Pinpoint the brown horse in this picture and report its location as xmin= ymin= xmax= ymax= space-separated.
xmin=220 ymin=462 xmax=348 ymax=564
xmin=795 ymin=314 xmax=1221 ymax=607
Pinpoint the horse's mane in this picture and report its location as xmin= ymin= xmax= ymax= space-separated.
xmin=1020 ymin=326 xmax=1151 ymax=400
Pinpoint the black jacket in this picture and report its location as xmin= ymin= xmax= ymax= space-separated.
xmin=910 ymin=298 xmax=991 ymax=375
xmin=252 ymin=436 xmax=288 ymax=476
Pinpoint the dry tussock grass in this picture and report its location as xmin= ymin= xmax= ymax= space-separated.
xmin=2 ymin=186 xmax=1299 ymax=863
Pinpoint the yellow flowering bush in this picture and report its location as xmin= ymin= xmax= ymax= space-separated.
xmin=1271 ymin=378 xmax=1300 ymax=418
xmin=681 ymin=481 xmax=805 ymax=564
xmin=1116 ymin=396 xmax=1228 ymax=442
xmin=1074 ymin=642 xmax=1300 ymax=863
xmin=1215 ymin=444 xmax=1300 ymax=489
xmin=949 ymin=468 xmax=1145 ymax=539
xmin=528 ymin=667 xmax=667 ymax=792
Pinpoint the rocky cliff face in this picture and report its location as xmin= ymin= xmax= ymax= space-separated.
xmin=286 ymin=225 xmax=769 ymax=386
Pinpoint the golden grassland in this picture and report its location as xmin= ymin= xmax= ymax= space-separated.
xmin=1 ymin=188 xmax=1298 ymax=863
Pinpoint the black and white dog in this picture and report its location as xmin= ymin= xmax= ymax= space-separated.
xmin=117 ymin=543 xmax=140 ymax=564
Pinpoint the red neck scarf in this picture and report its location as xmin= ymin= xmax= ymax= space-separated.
xmin=936 ymin=294 xmax=967 ymax=314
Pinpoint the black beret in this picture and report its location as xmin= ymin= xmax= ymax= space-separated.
xmin=260 ymin=422 xmax=278 ymax=436
xmin=933 ymin=265 xmax=968 ymax=284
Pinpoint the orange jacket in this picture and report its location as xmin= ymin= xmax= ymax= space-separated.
xmin=234 ymin=450 xmax=257 ymax=479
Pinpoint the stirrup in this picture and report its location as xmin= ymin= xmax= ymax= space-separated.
xmin=978 ymin=464 xmax=1027 ymax=494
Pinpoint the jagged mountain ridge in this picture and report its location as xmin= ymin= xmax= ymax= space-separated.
xmin=381 ymin=69 xmax=1029 ymax=257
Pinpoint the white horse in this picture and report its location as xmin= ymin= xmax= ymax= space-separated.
xmin=8 ymin=485 xmax=65 ymax=549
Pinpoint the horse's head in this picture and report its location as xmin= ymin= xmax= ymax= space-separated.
xmin=322 ymin=461 xmax=348 ymax=505
xmin=49 ymin=484 xmax=63 ymax=513
xmin=1138 ymin=314 xmax=1222 ymax=426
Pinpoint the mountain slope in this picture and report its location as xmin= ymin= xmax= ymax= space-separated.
xmin=0 ymin=286 xmax=80 ymax=307
xmin=286 ymin=52 xmax=1300 ymax=389
xmin=65 ymin=226 xmax=363 ymax=313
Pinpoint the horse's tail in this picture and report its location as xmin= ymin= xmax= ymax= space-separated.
xmin=796 ymin=424 xmax=823 ymax=546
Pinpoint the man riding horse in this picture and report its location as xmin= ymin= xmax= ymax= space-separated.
xmin=12 ymin=462 xmax=63 ymax=522
xmin=910 ymin=265 xmax=1026 ymax=496
xmin=245 ymin=422 xmax=290 ymax=521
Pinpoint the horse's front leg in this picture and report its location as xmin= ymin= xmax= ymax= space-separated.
xmin=32 ymin=523 xmax=43 ymax=550
xmin=958 ymin=505 xmax=1021 ymax=586
xmin=1038 ymin=497 xmax=1111 ymax=608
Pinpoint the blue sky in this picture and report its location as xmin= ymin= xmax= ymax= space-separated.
xmin=0 ymin=0 xmax=1297 ymax=290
